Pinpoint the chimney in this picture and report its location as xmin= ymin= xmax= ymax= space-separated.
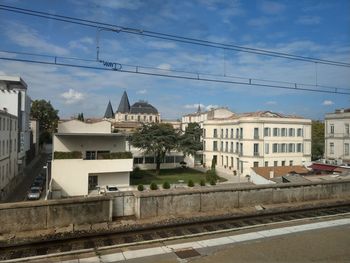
xmin=269 ymin=170 xmax=274 ymax=178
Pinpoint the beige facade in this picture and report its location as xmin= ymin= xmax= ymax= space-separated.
xmin=325 ymin=109 xmax=350 ymax=164
xmin=0 ymin=110 xmax=18 ymax=201
xmin=202 ymin=111 xmax=312 ymax=178
xmin=51 ymin=120 xmax=133 ymax=197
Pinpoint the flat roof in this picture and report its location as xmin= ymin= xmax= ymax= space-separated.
xmin=0 ymin=75 xmax=28 ymax=89
xmin=55 ymin=133 xmax=126 ymax=137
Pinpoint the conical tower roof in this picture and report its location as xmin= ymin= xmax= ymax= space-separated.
xmin=104 ymin=101 xmax=114 ymax=118
xmin=117 ymin=91 xmax=131 ymax=113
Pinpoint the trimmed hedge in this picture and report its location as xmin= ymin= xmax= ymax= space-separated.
xmin=162 ymin=181 xmax=170 ymax=189
xmin=99 ymin=152 xmax=133 ymax=159
xmin=54 ymin=151 xmax=82 ymax=159
xmin=137 ymin=184 xmax=144 ymax=191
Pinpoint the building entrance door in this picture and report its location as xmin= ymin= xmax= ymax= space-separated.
xmin=88 ymin=175 xmax=98 ymax=190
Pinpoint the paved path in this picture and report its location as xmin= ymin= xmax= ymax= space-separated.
xmin=4 ymin=153 xmax=48 ymax=203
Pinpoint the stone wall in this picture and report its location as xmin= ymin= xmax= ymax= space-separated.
xmin=0 ymin=196 xmax=111 ymax=234
xmin=134 ymin=180 xmax=350 ymax=219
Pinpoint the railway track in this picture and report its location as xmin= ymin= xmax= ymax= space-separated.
xmin=1 ymin=204 xmax=350 ymax=261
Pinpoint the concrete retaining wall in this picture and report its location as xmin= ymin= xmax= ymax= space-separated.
xmin=0 ymin=196 xmax=111 ymax=234
xmin=134 ymin=180 xmax=350 ymax=219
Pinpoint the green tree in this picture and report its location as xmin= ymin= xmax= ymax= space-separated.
xmin=312 ymin=120 xmax=325 ymax=160
xmin=129 ymin=123 xmax=179 ymax=174
xmin=77 ymin=113 xmax=84 ymax=121
xmin=30 ymin=100 xmax=59 ymax=144
xmin=179 ymin=123 xmax=203 ymax=157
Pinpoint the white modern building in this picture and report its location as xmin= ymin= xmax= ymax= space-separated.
xmin=203 ymin=111 xmax=312 ymax=178
xmin=0 ymin=75 xmax=31 ymax=170
xmin=0 ymin=109 xmax=18 ymax=201
xmin=325 ymin=108 xmax=350 ymax=165
xmin=51 ymin=120 xmax=133 ymax=197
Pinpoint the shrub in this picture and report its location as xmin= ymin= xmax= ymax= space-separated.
xmin=99 ymin=152 xmax=132 ymax=159
xmin=200 ymin=179 xmax=206 ymax=186
xmin=162 ymin=181 xmax=170 ymax=189
xmin=206 ymin=169 xmax=218 ymax=183
xmin=150 ymin=182 xmax=158 ymax=190
xmin=210 ymin=179 xmax=216 ymax=185
xmin=137 ymin=184 xmax=144 ymax=191
xmin=188 ymin=179 xmax=194 ymax=187
xmin=54 ymin=151 xmax=82 ymax=159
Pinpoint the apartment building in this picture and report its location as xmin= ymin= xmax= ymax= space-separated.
xmin=0 ymin=110 xmax=18 ymax=201
xmin=51 ymin=120 xmax=133 ymax=197
xmin=324 ymin=108 xmax=350 ymax=165
xmin=0 ymin=75 xmax=31 ymax=170
xmin=203 ymin=111 xmax=312 ymax=178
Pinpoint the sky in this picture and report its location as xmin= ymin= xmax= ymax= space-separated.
xmin=0 ymin=0 xmax=349 ymax=120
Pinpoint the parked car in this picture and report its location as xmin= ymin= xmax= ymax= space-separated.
xmin=99 ymin=185 xmax=119 ymax=194
xmin=27 ymin=187 xmax=41 ymax=200
xmin=31 ymin=181 xmax=43 ymax=192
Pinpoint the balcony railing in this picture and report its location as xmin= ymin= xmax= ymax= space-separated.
xmin=253 ymin=152 xmax=260 ymax=157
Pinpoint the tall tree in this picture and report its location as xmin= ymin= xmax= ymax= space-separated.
xmin=180 ymin=123 xmax=203 ymax=156
xmin=312 ymin=120 xmax=325 ymax=160
xmin=77 ymin=113 xmax=84 ymax=121
xmin=129 ymin=123 xmax=179 ymax=174
xmin=31 ymin=100 xmax=59 ymax=144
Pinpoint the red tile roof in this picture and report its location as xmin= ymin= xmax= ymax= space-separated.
xmin=252 ymin=165 xmax=309 ymax=180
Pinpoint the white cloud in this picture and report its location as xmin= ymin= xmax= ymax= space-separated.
xmin=322 ymin=100 xmax=334 ymax=106
xmin=260 ymin=1 xmax=286 ymax=14
xmin=148 ymin=41 xmax=177 ymax=49
xmin=84 ymin=0 xmax=143 ymax=10
xmin=265 ymin=101 xmax=277 ymax=105
xmin=137 ymin=89 xmax=147 ymax=94
xmin=61 ymin=89 xmax=84 ymax=104
xmin=184 ymin=103 xmax=205 ymax=109
xmin=157 ymin=63 xmax=172 ymax=70
xmin=205 ymin=104 xmax=219 ymax=110
xmin=4 ymin=22 xmax=69 ymax=56
xmin=69 ymin=37 xmax=94 ymax=52
xmin=296 ymin=16 xmax=321 ymax=25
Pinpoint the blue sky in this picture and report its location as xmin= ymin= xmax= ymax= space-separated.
xmin=0 ymin=0 xmax=349 ymax=120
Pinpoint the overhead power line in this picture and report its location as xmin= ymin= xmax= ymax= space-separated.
xmin=1 ymin=4 xmax=350 ymax=68
xmin=0 ymin=51 xmax=349 ymax=95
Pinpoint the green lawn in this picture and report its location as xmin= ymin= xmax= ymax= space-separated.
xmin=130 ymin=168 xmax=227 ymax=185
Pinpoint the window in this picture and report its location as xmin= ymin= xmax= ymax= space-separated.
xmin=85 ymin=151 xmax=96 ymax=160
xmin=221 ymin=129 xmax=224 ymax=138
xmin=220 ymin=141 xmax=223 ymax=151
xmin=240 ymin=143 xmax=243 ymax=155
xmin=253 ymin=143 xmax=259 ymax=156
xmin=88 ymin=175 xmax=98 ymax=190
xmin=225 ymin=129 xmax=228 ymax=138
xmin=236 ymin=128 xmax=239 ymax=138
xmin=213 ymin=129 xmax=218 ymax=138
xmin=345 ymin=124 xmax=349 ymax=135
xmin=281 ymin=128 xmax=286 ymax=136
xmin=236 ymin=142 xmax=239 ymax=153
xmin=274 ymin=161 xmax=278 ymax=167
xmin=124 ymin=115 xmax=127 ymax=121
xmin=280 ymin=143 xmax=286 ymax=153
xmin=265 ymin=143 xmax=269 ymax=154
xmin=133 ymin=157 xmax=143 ymax=164
xmin=240 ymin=128 xmax=243 ymax=138
xmin=297 ymin=143 xmax=303 ymax=153
xmin=253 ymin=162 xmax=259 ymax=167
xmin=282 ymin=161 xmax=285 ymax=166
xmin=137 ymin=115 xmax=140 ymax=122
xmin=213 ymin=141 xmax=218 ymax=151
xmin=145 ymin=156 xmax=155 ymax=163
xmin=226 ymin=156 xmax=228 ymax=166
xmin=221 ymin=155 xmax=223 ymax=166
xmin=150 ymin=116 xmax=152 ymax=122
xmin=289 ymin=128 xmax=295 ymax=136
xmin=230 ymin=129 xmax=234 ymax=138
xmin=297 ymin=128 xmax=303 ymax=137
xmin=345 ymin=143 xmax=349 ymax=156
xmin=231 ymin=157 xmax=234 ymax=167
xmin=273 ymin=143 xmax=278 ymax=153
xmin=225 ymin=142 xmax=228 ymax=152
xmin=288 ymin=143 xmax=295 ymax=152
xmin=265 ymin=161 xmax=268 ymax=167
xmin=165 ymin=156 xmax=175 ymax=163
xmin=330 ymin=124 xmax=334 ymax=134
xmin=230 ymin=142 xmax=233 ymax=153
xmin=143 ymin=116 xmax=146 ymax=121
xmin=203 ymin=129 xmax=206 ymax=137
xmin=254 ymin=128 xmax=259 ymax=139
xmin=273 ymin=128 xmax=279 ymax=137
xmin=330 ymin=142 xmax=334 ymax=154
xmin=289 ymin=160 xmax=293 ymax=166
xmin=203 ymin=141 xmax=206 ymax=151
xmin=264 ymin=127 xmax=270 ymax=137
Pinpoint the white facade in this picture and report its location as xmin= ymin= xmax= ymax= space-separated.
xmin=0 ymin=76 xmax=31 ymax=169
xmin=51 ymin=120 xmax=133 ymax=197
xmin=203 ymin=111 xmax=312 ymax=178
xmin=181 ymin=107 xmax=234 ymax=131
xmin=0 ymin=110 xmax=18 ymax=201
xmin=325 ymin=109 xmax=350 ymax=164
